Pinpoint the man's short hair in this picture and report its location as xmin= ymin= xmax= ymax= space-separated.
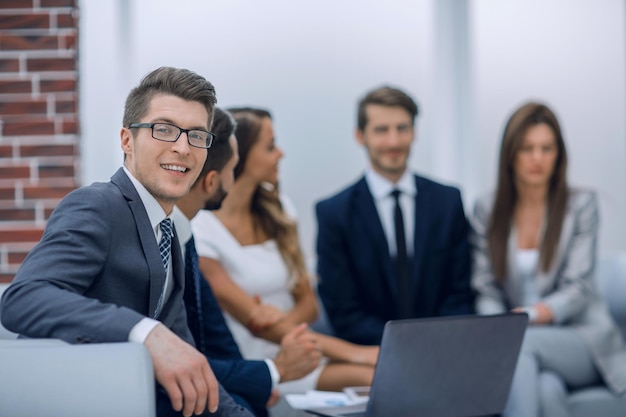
xmin=357 ymin=86 xmax=419 ymax=131
xmin=193 ymin=107 xmax=236 ymax=186
xmin=123 ymin=67 xmax=217 ymax=129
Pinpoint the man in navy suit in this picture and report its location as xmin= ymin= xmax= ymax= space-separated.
xmin=315 ymin=86 xmax=475 ymax=346
xmin=0 ymin=67 xmax=251 ymax=417
xmin=174 ymin=108 xmax=321 ymax=417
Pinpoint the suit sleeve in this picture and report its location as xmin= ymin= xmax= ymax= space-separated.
xmin=438 ymin=189 xmax=475 ymax=316
xmin=209 ymin=358 xmax=272 ymax=413
xmin=0 ymin=187 xmax=144 ymax=343
xmin=316 ymin=200 xmax=387 ymax=345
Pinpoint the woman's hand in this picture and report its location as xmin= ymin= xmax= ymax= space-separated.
xmin=247 ymin=295 xmax=286 ymax=334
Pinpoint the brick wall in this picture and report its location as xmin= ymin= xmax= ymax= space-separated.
xmin=0 ymin=0 xmax=79 ymax=283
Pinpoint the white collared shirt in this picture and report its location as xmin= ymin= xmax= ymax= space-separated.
xmin=364 ymin=168 xmax=417 ymax=256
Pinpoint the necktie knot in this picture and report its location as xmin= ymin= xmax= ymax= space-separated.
xmin=391 ymin=189 xmax=401 ymax=201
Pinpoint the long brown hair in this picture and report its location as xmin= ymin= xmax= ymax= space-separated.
xmin=488 ymin=102 xmax=568 ymax=282
xmin=227 ymin=107 xmax=307 ymax=286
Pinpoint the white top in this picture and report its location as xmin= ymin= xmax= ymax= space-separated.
xmin=364 ymin=168 xmax=417 ymax=256
xmin=513 ymin=248 xmax=540 ymax=318
xmin=191 ymin=209 xmax=294 ymax=360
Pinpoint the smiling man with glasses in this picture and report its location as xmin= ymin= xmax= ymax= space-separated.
xmin=1 ymin=67 xmax=253 ymax=417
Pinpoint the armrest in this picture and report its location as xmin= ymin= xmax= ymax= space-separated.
xmin=0 ymin=342 xmax=156 ymax=417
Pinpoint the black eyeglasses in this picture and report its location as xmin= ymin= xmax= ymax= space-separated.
xmin=128 ymin=122 xmax=214 ymax=149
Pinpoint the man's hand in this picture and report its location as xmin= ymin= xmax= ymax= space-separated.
xmin=273 ymin=323 xmax=322 ymax=382
xmin=145 ymin=324 xmax=219 ymax=417
xmin=266 ymin=389 xmax=281 ymax=408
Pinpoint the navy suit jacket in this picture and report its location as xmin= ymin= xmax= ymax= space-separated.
xmin=183 ymin=253 xmax=272 ymax=417
xmin=315 ymin=174 xmax=474 ymax=345
xmin=1 ymin=168 xmax=192 ymax=344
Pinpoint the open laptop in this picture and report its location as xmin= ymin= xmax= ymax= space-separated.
xmin=306 ymin=313 xmax=528 ymax=417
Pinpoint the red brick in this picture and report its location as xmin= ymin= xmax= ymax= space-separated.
xmin=0 ymin=208 xmax=35 ymax=221
xmin=62 ymin=33 xmax=77 ymax=50
xmin=20 ymin=144 xmax=75 ymax=157
xmin=56 ymin=99 xmax=75 ymax=113
xmin=0 ymin=145 xmax=13 ymax=158
xmin=8 ymin=250 xmax=28 ymax=264
xmin=3 ymin=120 xmax=55 ymax=136
xmin=0 ymin=273 xmax=16 ymax=284
xmin=23 ymin=184 xmax=75 ymax=199
xmin=0 ymin=99 xmax=47 ymax=116
xmin=0 ymin=35 xmax=58 ymax=51
xmin=40 ymin=79 xmax=76 ymax=93
xmin=0 ymin=165 xmax=30 ymax=180
xmin=56 ymin=12 xmax=77 ymax=29
xmin=0 ymin=14 xmax=49 ymax=30
xmin=62 ymin=119 xmax=78 ymax=134
xmin=0 ymin=186 xmax=15 ymax=200
xmin=44 ymin=207 xmax=55 ymax=219
xmin=0 ymin=0 xmax=35 ymax=9
xmin=41 ymin=0 xmax=75 ymax=8
xmin=27 ymin=57 xmax=75 ymax=72
xmin=0 ymin=80 xmax=31 ymax=94
xmin=0 ymin=228 xmax=43 ymax=243
xmin=0 ymin=59 xmax=19 ymax=73
xmin=39 ymin=164 xmax=74 ymax=178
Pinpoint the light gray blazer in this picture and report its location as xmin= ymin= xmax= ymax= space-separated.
xmin=470 ymin=189 xmax=626 ymax=394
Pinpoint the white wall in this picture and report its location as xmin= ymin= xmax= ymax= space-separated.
xmin=470 ymin=0 xmax=626 ymax=256
xmin=79 ymin=0 xmax=626 ymax=262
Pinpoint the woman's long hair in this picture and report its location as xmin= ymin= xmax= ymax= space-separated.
xmin=228 ymin=108 xmax=307 ymax=287
xmin=488 ymin=102 xmax=569 ymax=282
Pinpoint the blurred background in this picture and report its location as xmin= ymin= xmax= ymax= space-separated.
xmin=77 ymin=0 xmax=626 ymax=265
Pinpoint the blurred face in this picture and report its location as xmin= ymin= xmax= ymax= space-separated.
xmin=244 ymin=117 xmax=283 ymax=184
xmin=205 ymin=135 xmax=239 ymax=210
xmin=513 ymin=123 xmax=559 ymax=189
xmin=357 ymin=104 xmax=414 ymax=182
xmin=121 ymin=93 xmax=209 ymax=213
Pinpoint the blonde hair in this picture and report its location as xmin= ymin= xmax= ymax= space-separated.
xmin=228 ymin=108 xmax=308 ymax=286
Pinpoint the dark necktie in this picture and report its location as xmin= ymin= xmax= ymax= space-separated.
xmin=391 ymin=189 xmax=411 ymax=318
xmin=154 ymin=218 xmax=172 ymax=318
xmin=184 ymin=236 xmax=206 ymax=353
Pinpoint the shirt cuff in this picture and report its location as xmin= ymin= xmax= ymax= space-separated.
xmin=264 ymin=359 xmax=280 ymax=387
xmin=128 ymin=317 xmax=160 ymax=343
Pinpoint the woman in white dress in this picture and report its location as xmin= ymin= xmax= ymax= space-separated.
xmin=192 ymin=107 xmax=378 ymax=393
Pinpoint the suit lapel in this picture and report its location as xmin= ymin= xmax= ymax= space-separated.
xmin=354 ymin=177 xmax=397 ymax=294
xmin=537 ymin=203 xmax=575 ymax=295
xmin=411 ymin=176 xmax=430 ymax=293
xmin=112 ymin=168 xmax=166 ymax=318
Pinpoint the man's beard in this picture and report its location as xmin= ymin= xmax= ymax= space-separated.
xmin=204 ymin=183 xmax=227 ymax=211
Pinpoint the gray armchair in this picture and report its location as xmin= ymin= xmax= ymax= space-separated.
xmin=0 ymin=284 xmax=156 ymax=417
xmin=568 ymin=253 xmax=626 ymax=416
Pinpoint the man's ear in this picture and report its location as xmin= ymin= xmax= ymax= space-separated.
xmin=202 ymin=170 xmax=219 ymax=195
xmin=120 ymin=127 xmax=132 ymax=154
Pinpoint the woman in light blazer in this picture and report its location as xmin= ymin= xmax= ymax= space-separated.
xmin=471 ymin=102 xmax=626 ymax=417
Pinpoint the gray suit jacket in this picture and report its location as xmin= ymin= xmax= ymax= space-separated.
xmin=0 ymin=168 xmax=192 ymax=345
xmin=470 ymin=189 xmax=626 ymax=394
